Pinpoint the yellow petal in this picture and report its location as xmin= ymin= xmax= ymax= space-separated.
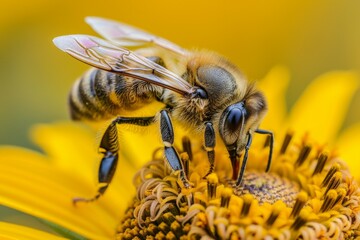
xmin=257 ymin=66 xmax=290 ymax=133
xmin=335 ymin=123 xmax=360 ymax=178
xmin=30 ymin=122 xmax=99 ymax=183
xmin=0 ymin=146 xmax=130 ymax=239
xmin=0 ymin=221 xmax=66 ymax=240
xmin=120 ymin=124 xmax=163 ymax=169
xmin=287 ymin=71 xmax=359 ymax=144
xmin=31 ymin=122 xmax=136 ymax=196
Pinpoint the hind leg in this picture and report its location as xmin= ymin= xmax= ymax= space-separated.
xmin=73 ymin=116 xmax=154 ymax=204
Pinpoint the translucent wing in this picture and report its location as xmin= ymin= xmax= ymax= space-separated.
xmin=85 ymin=17 xmax=188 ymax=55
xmin=53 ymin=35 xmax=192 ymax=95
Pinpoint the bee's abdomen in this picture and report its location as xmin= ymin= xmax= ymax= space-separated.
xmin=68 ymin=68 xmax=162 ymax=121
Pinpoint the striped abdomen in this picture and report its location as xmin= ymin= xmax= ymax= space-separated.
xmin=68 ymin=68 xmax=164 ymax=121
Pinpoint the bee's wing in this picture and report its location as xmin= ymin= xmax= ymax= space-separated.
xmin=53 ymin=35 xmax=192 ymax=95
xmin=85 ymin=17 xmax=187 ymax=56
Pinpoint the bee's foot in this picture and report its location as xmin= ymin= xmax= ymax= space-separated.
xmin=72 ymin=195 xmax=99 ymax=206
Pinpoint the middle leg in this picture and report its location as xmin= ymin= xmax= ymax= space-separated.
xmin=160 ymin=110 xmax=191 ymax=188
xmin=203 ymin=122 xmax=216 ymax=178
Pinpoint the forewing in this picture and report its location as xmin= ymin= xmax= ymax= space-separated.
xmin=53 ymin=35 xmax=192 ymax=95
xmin=85 ymin=17 xmax=187 ymax=55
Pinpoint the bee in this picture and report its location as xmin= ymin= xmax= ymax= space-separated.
xmin=53 ymin=17 xmax=274 ymax=202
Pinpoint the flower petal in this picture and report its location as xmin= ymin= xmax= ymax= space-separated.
xmin=0 ymin=221 xmax=66 ymax=240
xmin=257 ymin=66 xmax=290 ymax=133
xmin=287 ymin=71 xmax=359 ymax=144
xmin=30 ymin=122 xmax=136 ymax=206
xmin=0 ymin=146 xmax=130 ymax=239
xmin=120 ymin=125 xmax=163 ymax=169
xmin=30 ymin=122 xmax=99 ymax=183
xmin=336 ymin=123 xmax=360 ymax=179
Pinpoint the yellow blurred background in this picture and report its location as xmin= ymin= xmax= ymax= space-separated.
xmin=1 ymin=0 xmax=360 ymax=148
xmin=1 ymin=0 xmax=360 ymax=235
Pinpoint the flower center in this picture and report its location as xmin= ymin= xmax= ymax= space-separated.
xmin=235 ymin=171 xmax=299 ymax=205
xmin=116 ymin=132 xmax=360 ymax=239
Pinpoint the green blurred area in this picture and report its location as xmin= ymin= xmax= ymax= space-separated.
xmin=1 ymin=1 xmax=360 ymax=148
xmin=0 ymin=206 xmax=60 ymax=235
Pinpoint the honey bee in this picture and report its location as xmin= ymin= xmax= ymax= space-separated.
xmin=53 ymin=17 xmax=273 ymax=202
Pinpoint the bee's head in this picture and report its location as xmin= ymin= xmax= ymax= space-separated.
xmin=195 ymin=65 xmax=237 ymax=104
xmin=184 ymin=52 xmax=246 ymax=108
xmin=183 ymin=64 xmax=237 ymax=124
xmin=219 ymin=91 xmax=268 ymax=156
xmin=219 ymin=102 xmax=247 ymax=154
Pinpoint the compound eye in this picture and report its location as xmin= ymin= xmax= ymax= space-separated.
xmin=226 ymin=108 xmax=244 ymax=132
xmin=197 ymin=66 xmax=236 ymax=101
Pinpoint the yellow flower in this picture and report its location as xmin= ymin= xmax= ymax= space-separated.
xmin=258 ymin=67 xmax=360 ymax=178
xmin=117 ymin=145 xmax=360 ymax=239
xmin=0 ymin=123 xmax=136 ymax=239
xmin=0 ymin=67 xmax=359 ymax=239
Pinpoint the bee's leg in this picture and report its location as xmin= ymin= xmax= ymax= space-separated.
xmin=255 ymin=129 xmax=274 ymax=172
xmin=182 ymin=136 xmax=193 ymax=161
xmin=73 ymin=116 xmax=154 ymax=204
xmin=160 ymin=110 xmax=191 ymax=188
xmin=203 ymin=122 xmax=216 ymax=178
xmin=236 ymin=132 xmax=253 ymax=186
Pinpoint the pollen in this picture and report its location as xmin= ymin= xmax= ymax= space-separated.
xmin=116 ymin=133 xmax=360 ymax=239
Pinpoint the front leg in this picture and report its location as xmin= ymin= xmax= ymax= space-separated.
xmin=254 ymin=129 xmax=274 ymax=172
xmin=203 ymin=122 xmax=216 ymax=178
xmin=73 ymin=116 xmax=154 ymax=204
xmin=160 ymin=110 xmax=190 ymax=188
xmin=236 ymin=132 xmax=253 ymax=186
